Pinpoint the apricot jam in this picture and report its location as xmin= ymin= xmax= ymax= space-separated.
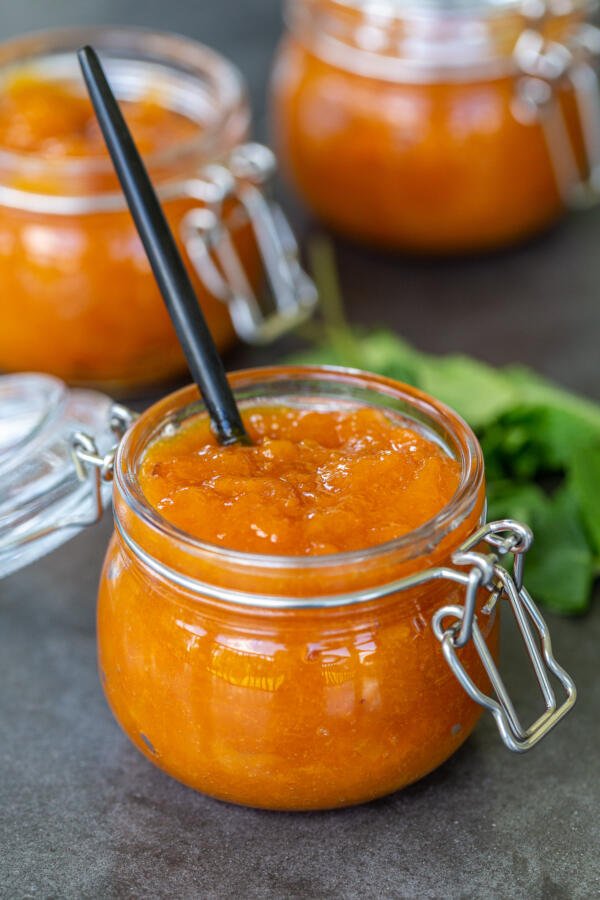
xmin=0 ymin=30 xmax=255 ymax=391
xmin=139 ymin=406 xmax=461 ymax=555
xmin=0 ymin=76 xmax=198 ymax=160
xmin=271 ymin=0 xmax=589 ymax=253
xmin=98 ymin=368 xmax=495 ymax=809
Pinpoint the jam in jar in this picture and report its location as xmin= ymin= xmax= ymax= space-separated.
xmin=271 ymin=0 xmax=600 ymax=253
xmin=92 ymin=367 xmax=574 ymax=809
xmin=0 ymin=28 xmax=314 ymax=391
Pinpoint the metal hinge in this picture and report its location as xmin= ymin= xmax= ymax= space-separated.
xmin=512 ymin=3 xmax=600 ymax=206
xmin=181 ymin=142 xmax=318 ymax=344
xmin=69 ymin=404 xmax=136 ymax=527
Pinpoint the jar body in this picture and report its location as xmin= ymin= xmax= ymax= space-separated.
xmin=98 ymin=535 xmax=497 ymax=810
xmin=96 ymin=367 xmax=495 ymax=810
xmin=271 ymin=3 xmax=588 ymax=253
xmin=0 ymin=201 xmax=259 ymax=391
xmin=0 ymin=29 xmax=257 ymax=391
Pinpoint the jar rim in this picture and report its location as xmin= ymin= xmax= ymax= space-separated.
xmin=321 ymin=0 xmax=589 ymax=21
xmin=327 ymin=0 xmax=522 ymax=19
xmin=114 ymin=365 xmax=485 ymax=577
xmin=0 ymin=25 xmax=248 ymax=189
xmin=284 ymin=0 xmax=593 ymax=82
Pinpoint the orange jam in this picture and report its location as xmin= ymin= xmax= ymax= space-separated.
xmin=0 ymin=76 xmax=198 ymax=160
xmin=98 ymin=370 xmax=495 ymax=809
xmin=0 ymin=35 xmax=255 ymax=391
xmin=271 ymin=0 xmax=587 ymax=253
xmin=139 ymin=406 xmax=461 ymax=554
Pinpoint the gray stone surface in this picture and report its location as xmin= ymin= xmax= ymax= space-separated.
xmin=1 ymin=2 xmax=599 ymax=898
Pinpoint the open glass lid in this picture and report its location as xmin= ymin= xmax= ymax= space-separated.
xmin=0 ymin=373 xmax=123 ymax=578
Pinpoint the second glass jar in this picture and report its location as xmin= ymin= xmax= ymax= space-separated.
xmin=271 ymin=0 xmax=599 ymax=253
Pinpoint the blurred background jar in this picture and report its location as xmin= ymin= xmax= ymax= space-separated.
xmin=0 ymin=28 xmax=315 ymax=393
xmin=271 ymin=0 xmax=600 ymax=254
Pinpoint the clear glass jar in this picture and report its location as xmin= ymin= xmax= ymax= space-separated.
xmin=270 ymin=0 xmax=600 ymax=253
xmin=0 ymin=366 xmax=576 ymax=810
xmin=0 ymin=28 xmax=315 ymax=392
xmin=90 ymin=366 xmax=570 ymax=810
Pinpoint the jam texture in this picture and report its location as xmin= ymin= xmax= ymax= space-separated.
xmin=139 ymin=405 xmax=461 ymax=555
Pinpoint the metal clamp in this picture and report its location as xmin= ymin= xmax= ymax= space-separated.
xmin=512 ymin=4 xmax=600 ymax=207
xmin=432 ymin=520 xmax=576 ymax=753
xmin=181 ymin=142 xmax=318 ymax=344
xmin=68 ymin=404 xmax=135 ymax=528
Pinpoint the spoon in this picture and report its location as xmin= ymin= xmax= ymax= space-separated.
xmin=78 ymin=45 xmax=250 ymax=446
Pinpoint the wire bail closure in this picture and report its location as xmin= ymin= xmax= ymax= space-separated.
xmin=181 ymin=142 xmax=318 ymax=344
xmin=512 ymin=3 xmax=600 ymax=207
xmin=432 ymin=520 xmax=576 ymax=753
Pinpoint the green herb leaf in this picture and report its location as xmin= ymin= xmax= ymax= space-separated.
xmin=569 ymin=445 xmax=600 ymax=556
xmin=415 ymin=354 xmax=519 ymax=429
xmin=523 ymin=487 xmax=595 ymax=615
xmin=486 ymin=481 xmax=595 ymax=612
xmin=486 ymin=480 xmax=550 ymax=525
xmin=506 ymin=366 xmax=600 ymax=432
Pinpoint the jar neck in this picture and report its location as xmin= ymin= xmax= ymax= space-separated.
xmin=285 ymin=0 xmax=593 ymax=82
xmin=0 ymin=27 xmax=250 ymax=202
xmin=112 ymin=367 xmax=485 ymax=608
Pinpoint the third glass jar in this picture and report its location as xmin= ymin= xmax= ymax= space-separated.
xmin=0 ymin=28 xmax=314 ymax=392
xmin=270 ymin=0 xmax=600 ymax=253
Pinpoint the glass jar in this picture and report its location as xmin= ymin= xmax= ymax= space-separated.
xmin=0 ymin=366 xmax=576 ymax=810
xmin=0 ymin=28 xmax=316 ymax=392
xmin=270 ymin=0 xmax=600 ymax=253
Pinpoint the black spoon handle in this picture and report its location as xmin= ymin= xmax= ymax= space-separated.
xmin=78 ymin=45 xmax=249 ymax=446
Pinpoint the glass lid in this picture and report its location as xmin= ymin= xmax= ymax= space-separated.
xmin=0 ymin=373 xmax=117 ymax=578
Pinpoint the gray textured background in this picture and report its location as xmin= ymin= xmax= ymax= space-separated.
xmin=1 ymin=2 xmax=599 ymax=898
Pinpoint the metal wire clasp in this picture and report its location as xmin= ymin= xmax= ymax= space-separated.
xmin=69 ymin=404 xmax=135 ymax=528
xmin=512 ymin=3 xmax=600 ymax=207
xmin=181 ymin=142 xmax=317 ymax=344
xmin=432 ymin=520 xmax=576 ymax=752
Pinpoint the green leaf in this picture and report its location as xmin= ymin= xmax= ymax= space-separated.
xmin=290 ymin=330 xmax=421 ymax=386
xmin=356 ymin=331 xmax=421 ymax=385
xmin=505 ymin=366 xmax=600 ymax=432
xmin=415 ymin=354 xmax=519 ymax=429
xmin=478 ymin=398 xmax=600 ymax=479
xmin=486 ymin=480 xmax=550 ymax=525
xmin=479 ymin=408 xmax=550 ymax=480
xmin=534 ymin=405 xmax=600 ymax=469
xmin=569 ymin=445 xmax=600 ymax=556
xmin=523 ymin=487 xmax=595 ymax=615
xmin=485 ymin=481 xmax=595 ymax=614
